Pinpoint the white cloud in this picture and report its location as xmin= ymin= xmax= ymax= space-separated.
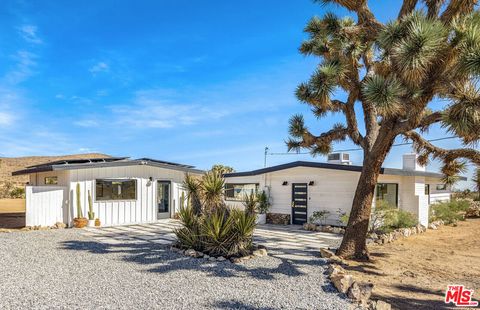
xmin=3 ymin=50 xmax=37 ymax=84
xmin=111 ymin=89 xmax=230 ymax=129
xmin=89 ymin=62 xmax=109 ymax=74
xmin=0 ymin=112 xmax=15 ymax=127
xmin=18 ymin=25 xmax=43 ymax=44
xmin=74 ymin=119 xmax=99 ymax=128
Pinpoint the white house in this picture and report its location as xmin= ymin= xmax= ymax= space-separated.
xmin=13 ymin=157 xmax=203 ymax=227
xmin=223 ymin=153 xmax=464 ymax=227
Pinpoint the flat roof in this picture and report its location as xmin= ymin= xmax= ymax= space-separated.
xmin=12 ymin=157 xmax=204 ymax=176
xmin=223 ymin=161 xmax=468 ymax=181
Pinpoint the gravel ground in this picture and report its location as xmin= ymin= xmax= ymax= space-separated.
xmin=0 ymin=229 xmax=354 ymax=310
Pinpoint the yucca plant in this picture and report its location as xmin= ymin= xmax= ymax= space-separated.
xmin=201 ymin=170 xmax=225 ymax=213
xmin=242 ymin=191 xmax=258 ymax=216
xmin=174 ymin=204 xmax=203 ymax=250
xmin=289 ymin=0 xmax=480 ymax=259
xmin=200 ymin=208 xmax=236 ymax=256
xmin=183 ymin=173 xmax=202 ymax=215
xmin=230 ymin=209 xmax=256 ymax=256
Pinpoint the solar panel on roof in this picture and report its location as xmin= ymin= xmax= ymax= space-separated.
xmin=26 ymin=157 xmax=128 ymax=168
xmin=136 ymin=158 xmax=194 ymax=168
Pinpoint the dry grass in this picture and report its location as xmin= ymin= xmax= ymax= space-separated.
xmin=345 ymin=219 xmax=480 ymax=310
xmin=0 ymin=199 xmax=25 ymax=213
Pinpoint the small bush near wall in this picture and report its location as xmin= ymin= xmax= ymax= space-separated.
xmin=371 ymin=200 xmax=418 ymax=234
xmin=430 ymin=199 xmax=470 ymax=224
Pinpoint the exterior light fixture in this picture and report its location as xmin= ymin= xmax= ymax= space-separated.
xmin=309 ymin=181 xmax=315 ymax=186
xmin=282 ymin=181 xmax=288 ymax=186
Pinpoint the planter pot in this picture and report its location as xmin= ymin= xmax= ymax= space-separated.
xmin=73 ymin=218 xmax=88 ymax=229
xmin=87 ymin=220 xmax=95 ymax=227
xmin=95 ymin=218 xmax=101 ymax=227
xmin=256 ymin=213 xmax=267 ymax=225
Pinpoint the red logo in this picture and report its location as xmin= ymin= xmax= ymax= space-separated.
xmin=445 ymin=285 xmax=478 ymax=307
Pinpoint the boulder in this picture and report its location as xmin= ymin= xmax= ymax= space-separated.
xmin=184 ymin=249 xmax=197 ymax=257
xmin=348 ymin=282 xmax=374 ymax=305
xmin=230 ymin=257 xmax=242 ymax=264
xmin=326 ymin=264 xmax=345 ymax=277
xmin=203 ymin=254 xmax=210 ymax=259
xmin=374 ymin=300 xmax=392 ymax=310
xmin=217 ymin=256 xmax=226 ymax=262
xmin=332 ymin=227 xmax=342 ymax=234
xmin=320 ymin=248 xmax=336 ymax=258
xmin=252 ymin=249 xmax=268 ymax=257
xmin=428 ymin=223 xmax=437 ymax=230
xmin=209 ymin=256 xmax=217 ymax=262
xmin=369 ymin=233 xmax=378 ymax=240
xmin=322 ymin=226 xmax=334 ymax=233
xmin=330 ymin=274 xmax=354 ymax=294
xmin=55 ymin=222 xmax=67 ymax=229
xmin=0 ymin=228 xmax=12 ymax=233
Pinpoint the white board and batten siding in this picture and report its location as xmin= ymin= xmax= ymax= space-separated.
xmin=69 ymin=165 xmax=189 ymax=227
xmin=25 ymin=186 xmax=67 ymax=226
xmin=224 ymin=166 xmax=444 ymax=226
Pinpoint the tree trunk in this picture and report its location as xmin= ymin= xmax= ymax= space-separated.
xmin=336 ymin=136 xmax=395 ymax=260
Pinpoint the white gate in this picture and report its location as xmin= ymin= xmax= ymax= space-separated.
xmin=25 ymin=186 xmax=67 ymax=227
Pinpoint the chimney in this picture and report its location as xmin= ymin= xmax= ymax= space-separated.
xmin=327 ymin=152 xmax=352 ymax=165
xmin=402 ymin=153 xmax=425 ymax=171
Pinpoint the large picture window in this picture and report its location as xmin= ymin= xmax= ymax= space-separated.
xmin=225 ymin=183 xmax=259 ymax=201
xmin=95 ymin=179 xmax=137 ymax=201
xmin=376 ymin=183 xmax=398 ymax=207
xmin=45 ymin=176 xmax=58 ymax=185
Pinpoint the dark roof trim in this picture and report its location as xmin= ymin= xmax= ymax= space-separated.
xmin=223 ymin=161 xmax=467 ymax=181
xmin=12 ymin=158 xmax=204 ymax=176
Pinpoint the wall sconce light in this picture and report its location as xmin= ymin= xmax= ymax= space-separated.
xmin=309 ymin=181 xmax=315 ymax=186
xmin=147 ymin=177 xmax=153 ymax=187
xmin=282 ymin=181 xmax=288 ymax=186
xmin=149 ymin=177 xmax=153 ymax=181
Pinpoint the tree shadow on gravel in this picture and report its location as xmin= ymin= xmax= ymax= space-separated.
xmin=60 ymin=240 xmax=329 ymax=281
xmin=212 ymin=300 xmax=276 ymax=310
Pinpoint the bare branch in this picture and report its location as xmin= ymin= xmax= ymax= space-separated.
xmin=404 ymin=131 xmax=480 ymax=164
xmin=440 ymin=0 xmax=478 ymax=23
xmin=398 ymin=0 xmax=418 ymax=19
xmin=425 ymin=0 xmax=446 ymax=18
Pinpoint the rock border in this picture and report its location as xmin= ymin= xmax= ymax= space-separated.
xmin=320 ymin=248 xmax=391 ymax=310
xmin=0 ymin=222 xmax=67 ymax=233
xmin=171 ymin=244 xmax=268 ymax=264
xmin=303 ymin=223 xmax=345 ymax=234
xmin=366 ymin=221 xmax=444 ymax=246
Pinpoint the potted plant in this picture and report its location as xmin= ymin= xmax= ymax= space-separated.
xmin=87 ymin=190 xmax=95 ymax=227
xmin=256 ymin=191 xmax=271 ymax=224
xmin=73 ymin=183 xmax=88 ymax=228
xmin=95 ymin=218 xmax=101 ymax=227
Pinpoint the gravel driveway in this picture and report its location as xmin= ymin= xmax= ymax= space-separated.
xmin=0 ymin=228 xmax=353 ymax=310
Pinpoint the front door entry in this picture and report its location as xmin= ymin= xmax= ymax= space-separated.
xmin=292 ymin=183 xmax=308 ymax=225
xmin=157 ymin=181 xmax=171 ymax=219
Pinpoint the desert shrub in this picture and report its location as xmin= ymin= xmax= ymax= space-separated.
xmin=309 ymin=210 xmax=330 ymax=225
xmin=371 ymin=200 xmax=418 ymax=233
xmin=9 ymin=187 xmax=25 ymax=199
xmin=175 ymin=205 xmax=256 ymax=257
xmin=336 ymin=208 xmax=349 ymax=225
xmin=256 ymin=191 xmax=271 ymax=214
xmin=430 ymin=199 xmax=470 ymax=224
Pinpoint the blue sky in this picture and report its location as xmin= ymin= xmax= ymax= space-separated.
xmin=0 ymin=0 xmax=475 ymax=189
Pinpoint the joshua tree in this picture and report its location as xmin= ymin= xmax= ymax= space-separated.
xmin=288 ymin=0 xmax=480 ymax=259
xmin=211 ymin=164 xmax=235 ymax=175
xmin=473 ymin=167 xmax=480 ymax=200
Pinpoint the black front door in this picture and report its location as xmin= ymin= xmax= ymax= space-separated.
xmin=292 ymin=183 xmax=308 ymax=225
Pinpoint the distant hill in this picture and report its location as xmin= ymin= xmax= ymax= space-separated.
xmin=0 ymin=153 xmax=111 ymax=186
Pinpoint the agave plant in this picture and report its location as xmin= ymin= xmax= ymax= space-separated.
xmin=174 ymin=204 xmax=203 ymax=250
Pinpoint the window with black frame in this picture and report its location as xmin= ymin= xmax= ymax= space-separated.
xmin=375 ymin=183 xmax=398 ymax=207
xmin=95 ymin=179 xmax=137 ymax=201
xmin=225 ymin=183 xmax=259 ymax=201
